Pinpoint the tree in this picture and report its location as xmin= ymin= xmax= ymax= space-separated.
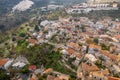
xmin=100 ymin=43 xmax=110 ymax=51
xmin=19 ymin=32 xmax=26 ymax=37
xmin=113 ymin=74 xmax=119 ymax=78
xmin=12 ymin=37 xmax=16 ymax=41
xmin=68 ymin=57 xmax=76 ymax=64
xmin=75 ymin=25 xmax=80 ymax=29
xmin=20 ymin=66 xmax=29 ymax=74
xmin=78 ymin=42 xmax=83 ymax=46
xmin=80 ymin=26 xmax=86 ymax=32
xmin=95 ymin=61 xmax=106 ymax=69
xmin=34 ymin=25 xmax=40 ymax=32
xmin=93 ymin=38 xmax=99 ymax=44
xmin=86 ymin=38 xmax=93 ymax=44
xmin=0 ymin=71 xmax=10 ymax=80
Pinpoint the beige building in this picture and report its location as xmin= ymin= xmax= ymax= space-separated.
xmin=88 ymin=0 xmax=120 ymax=3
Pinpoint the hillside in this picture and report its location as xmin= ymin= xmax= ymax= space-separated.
xmin=0 ymin=0 xmax=50 ymax=32
xmin=0 ymin=0 xmax=86 ymax=32
xmin=0 ymin=0 xmax=49 ymax=15
xmin=12 ymin=0 xmax=34 ymax=12
xmin=0 ymin=0 xmax=20 ymax=15
xmin=53 ymin=0 xmax=87 ymax=5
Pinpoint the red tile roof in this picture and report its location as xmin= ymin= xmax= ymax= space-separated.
xmin=66 ymin=48 xmax=82 ymax=58
xmin=75 ymin=53 xmax=82 ymax=59
xmin=67 ymin=42 xmax=81 ymax=50
xmin=108 ymin=76 xmax=120 ymax=80
xmin=28 ymin=39 xmax=37 ymax=43
xmin=47 ymin=75 xmax=55 ymax=80
xmin=0 ymin=59 xmax=8 ymax=66
xmin=54 ymin=77 xmax=62 ymax=80
xmin=29 ymin=65 xmax=36 ymax=71
xmin=30 ymin=78 xmax=35 ymax=80
xmin=113 ymin=22 xmax=120 ymax=26
xmin=102 ymin=70 xmax=110 ymax=75
xmin=89 ymin=44 xmax=101 ymax=49
xmin=66 ymin=48 xmax=76 ymax=55
xmin=58 ymin=75 xmax=70 ymax=80
xmin=100 ymin=50 xmax=117 ymax=61
xmin=115 ymin=35 xmax=120 ymax=39
xmin=81 ymin=63 xmax=99 ymax=72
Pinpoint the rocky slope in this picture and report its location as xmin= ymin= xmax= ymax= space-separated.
xmin=12 ymin=0 xmax=34 ymax=12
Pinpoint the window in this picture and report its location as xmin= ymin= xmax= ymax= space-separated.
xmin=94 ymin=76 xmax=96 ymax=79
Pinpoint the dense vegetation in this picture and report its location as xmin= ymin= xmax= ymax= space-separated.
xmin=10 ymin=40 xmax=76 ymax=76
xmin=0 ymin=70 xmax=10 ymax=80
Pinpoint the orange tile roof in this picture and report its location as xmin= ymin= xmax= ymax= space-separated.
xmin=115 ymin=35 xmax=120 ymax=39
xmin=108 ymin=76 xmax=120 ymax=80
xmin=85 ymin=31 xmax=93 ymax=35
xmin=43 ymin=68 xmax=53 ymax=74
xmin=102 ymin=70 xmax=110 ymax=75
xmin=28 ymin=39 xmax=37 ymax=43
xmin=92 ymin=70 xmax=110 ymax=78
xmin=47 ymin=75 xmax=55 ymax=80
xmin=100 ymin=50 xmax=117 ymax=61
xmin=66 ymin=48 xmax=82 ymax=58
xmin=89 ymin=44 xmax=101 ymax=49
xmin=30 ymin=78 xmax=35 ymax=80
xmin=0 ymin=59 xmax=8 ymax=66
xmin=58 ymin=75 xmax=70 ymax=80
xmin=92 ymin=71 xmax=104 ymax=77
xmin=75 ymin=53 xmax=82 ymax=59
xmin=81 ymin=63 xmax=99 ymax=72
xmin=67 ymin=42 xmax=81 ymax=50
xmin=18 ymin=78 xmax=22 ymax=80
xmin=66 ymin=48 xmax=76 ymax=55
xmin=54 ymin=77 xmax=62 ymax=80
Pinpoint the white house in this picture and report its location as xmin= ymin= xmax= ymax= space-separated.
xmin=40 ymin=20 xmax=49 ymax=27
xmin=47 ymin=5 xmax=64 ymax=10
xmin=12 ymin=56 xmax=29 ymax=69
xmin=61 ymin=49 xmax=69 ymax=55
xmin=85 ymin=54 xmax=97 ymax=62
xmin=12 ymin=61 xmax=26 ymax=69
xmin=112 ymin=65 xmax=120 ymax=76
xmin=4 ymin=59 xmax=14 ymax=70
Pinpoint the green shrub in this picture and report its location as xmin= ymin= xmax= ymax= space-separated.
xmin=19 ymin=32 xmax=26 ymax=37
